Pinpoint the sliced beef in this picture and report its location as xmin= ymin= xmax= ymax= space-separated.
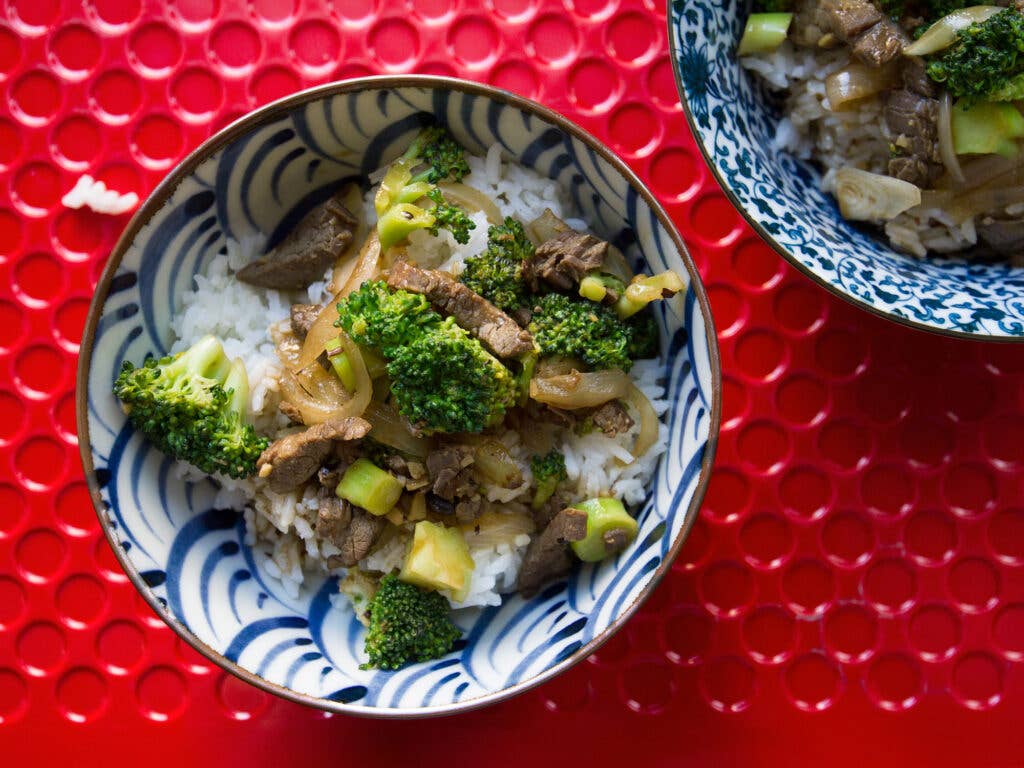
xmin=517 ymin=507 xmax=588 ymax=597
xmin=602 ymin=528 xmax=632 ymax=557
xmin=901 ymin=57 xmax=936 ymax=99
xmin=425 ymin=445 xmax=475 ymax=500
xmin=455 ymin=497 xmax=483 ymax=524
xmin=386 ymin=260 xmax=535 ymax=358
xmin=884 ymin=88 xmax=942 ymax=187
xmin=522 ymin=230 xmax=608 ymax=292
xmin=290 ymin=304 xmax=322 ymax=340
xmin=852 ymin=18 xmax=906 ymax=67
xmin=979 ymin=219 xmax=1024 ymax=254
xmin=384 ymin=454 xmax=429 ymax=491
xmin=279 ymin=401 xmax=304 ymax=425
xmin=317 ymin=464 xmax=343 ymax=492
xmin=790 ymin=0 xmax=836 ymax=48
xmin=317 ymin=496 xmax=385 ymax=568
xmin=821 ymin=0 xmax=882 ymax=40
xmin=591 ymin=400 xmax=634 ymax=437
xmin=237 ymin=192 xmax=357 ymax=290
xmin=256 ymin=417 xmax=372 ymax=493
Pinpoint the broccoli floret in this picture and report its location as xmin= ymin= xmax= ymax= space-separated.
xmin=531 ymin=450 xmax=567 ymax=509
xmin=529 ymin=293 xmax=635 ymax=371
xmin=375 ymin=128 xmax=475 ymax=251
xmin=113 ymin=335 xmax=267 ymax=478
xmin=401 ymin=125 xmax=471 ymax=184
xmin=926 ymin=9 xmax=1024 ymax=104
xmin=336 ymin=280 xmax=437 ymax=354
xmin=361 ymin=574 xmax=461 ymax=670
xmin=387 ymin=318 xmax=518 ymax=434
xmin=627 ymin=309 xmax=659 ymax=360
xmin=337 ymin=282 xmax=518 ymax=434
xmin=460 ymin=217 xmax=535 ymax=311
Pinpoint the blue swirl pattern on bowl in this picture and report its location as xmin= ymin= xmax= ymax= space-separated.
xmin=81 ymin=81 xmax=717 ymax=714
xmin=669 ymin=1 xmax=1024 ymax=338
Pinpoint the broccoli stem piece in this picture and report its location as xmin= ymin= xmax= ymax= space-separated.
xmin=615 ymin=270 xmax=687 ymax=319
xmin=531 ymin=450 xmax=567 ymax=510
xmin=570 ymin=497 xmax=639 ymax=562
xmin=336 ymin=458 xmax=404 ymax=517
xmin=323 ymin=336 xmax=357 ymax=391
xmin=361 ymin=573 xmax=461 ymax=670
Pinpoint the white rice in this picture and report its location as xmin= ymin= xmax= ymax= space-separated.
xmin=170 ymin=147 xmax=668 ymax=610
xmin=742 ymin=39 xmax=980 ymax=256
xmin=63 ymin=175 xmax=140 ymax=215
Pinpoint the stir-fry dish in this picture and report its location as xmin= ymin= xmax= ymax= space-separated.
xmin=114 ymin=127 xmax=686 ymax=670
xmin=739 ymin=1 xmax=1024 ymax=257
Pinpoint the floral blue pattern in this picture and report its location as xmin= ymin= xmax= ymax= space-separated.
xmin=669 ymin=0 xmax=1024 ymax=338
xmin=79 ymin=80 xmax=719 ymax=715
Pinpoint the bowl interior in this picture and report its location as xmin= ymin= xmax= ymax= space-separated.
xmin=80 ymin=79 xmax=718 ymax=715
xmin=669 ymin=1 xmax=1024 ymax=339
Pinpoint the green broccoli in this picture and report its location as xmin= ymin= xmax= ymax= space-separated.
xmin=926 ymin=9 xmax=1024 ymax=104
xmin=361 ymin=574 xmax=461 ymax=670
xmin=531 ymin=450 xmax=567 ymax=510
xmin=113 ymin=335 xmax=267 ymax=478
xmin=337 ymin=282 xmax=518 ymax=434
xmin=459 ymin=217 xmax=535 ymax=311
xmin=375 ymin=127 xmax=475 ymax=251
xmin=387 ymin=318 xmax=518 ymax=434
xmin=528 ymin=293 xmax=640 ymax=371
xmin=754 ymin=0 xmax=792 ymax=11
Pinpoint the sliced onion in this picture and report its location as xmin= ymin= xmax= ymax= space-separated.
xmin=363 ymin=401 xmax=429 ymax=457
xmin=834 ymin=167 xmax=922 ymax=221
xmin=460 ymin=510 xmax=535 ymax=548
xmin=937 ymin=91 xmax=966 ymax=185
xmin=535 ymin=356 xmax=583 ymax=378
xmin=825 ymin=64 xmax=896 ymax=111
xmin=530 ymin=369 xmax=631 ymax=409
xmin=624 ymin=384 xmax=659 ymax=461
xmin=328 ymin=184 xmax=367 ymax=294
xmin=273 ymin=325 xmax=370 ymax=424
xmin=951 ymin=185 xmax=1024 ymax=219
xmin=526 ymin=209 xmax=571 ymax=245
xmin=437 ymin=182 xmax=502 ymax=224
xmin=293 ymin=299 xmax=342 ymax=373
xmin=473 ymin=439 xmax=523 ymax=488
xmin=904 ymin=6 xmax=1002 ymax=56
xmin=603 ymin=243 xmax=635 ymax=282
xmin=958 ymin=152 xmax=1024 ymax=191
xmin=339 ymin=231 xmax=382 ymax=297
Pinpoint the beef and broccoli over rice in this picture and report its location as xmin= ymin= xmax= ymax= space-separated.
xmin=112 ymin=127 xmax=686 ymax=670
xmin=739 ymin=0 xmax=1024 ymax=258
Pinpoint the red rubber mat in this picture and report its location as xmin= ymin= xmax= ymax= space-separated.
xmin=2 ymin=0 xmax=1023 ymax=764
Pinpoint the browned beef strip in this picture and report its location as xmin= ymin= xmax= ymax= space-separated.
xmin=256 ymin=417 xmax=372 ymax=493
xmin=279 ymin=401 xmax=304 ymax=425
xmin=237 ymin=192 xmax=357 ymax=290
xmin=979 ymin=219 xmax=1024 ymax=254
xmin=517 ymin=507 xmax=589 ymax=597
xmin=521 ymin=231 xmax=608 ymax=292
xmin=901 ymin=57 xmax=936 ymax=99
xmin=386 ymin=261 xmax=535 ymax=358
xmin=591 ymin=400 xmax=634 ymax=437
xmin=602 ymin=528 xmax=632 ymax=556
xmin=884 ymin=88 xmax=942 ymax=187
xmin=317 ymin=497 xmax=385 ymax=568
xmin=290 ymin=304 xmax=322 ymax=340
xmin=318 ymin=464 xmax=343 ymax=492
xmin=821 ymin=0 xmax=882 ymax=39
xmin=315 ymin=496 xmax=352 ymax=543
xmin=425 ymin=445 xmax=475 ymax=501
xmin=852 ymin=18 xmax=906 ymax=67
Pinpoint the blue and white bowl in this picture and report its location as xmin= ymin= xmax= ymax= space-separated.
xmin=669 ymin=2 xmax=1024 ymax=339
xmin=77 ymin=77 xmax=721 ymax=716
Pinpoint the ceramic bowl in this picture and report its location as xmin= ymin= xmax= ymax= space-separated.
xmin=77 ymin=76 xmax=720 ymax=716
xmin=669 ymin=2 xmax=1024 ymax=339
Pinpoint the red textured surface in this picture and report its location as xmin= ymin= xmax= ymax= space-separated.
xmin=2 ymin=0 xmax=1023 ymax=764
